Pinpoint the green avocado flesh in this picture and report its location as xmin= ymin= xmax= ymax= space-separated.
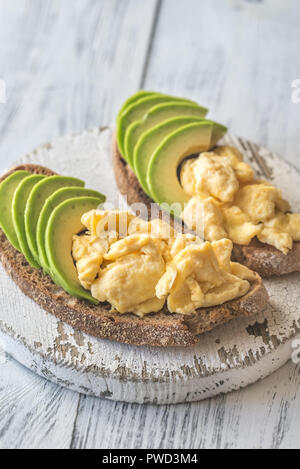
xmin=125 ymin=102 xmax=208 ymax=166
xmin=0 ymin=171 xmax=30 ymax=251
xmin=134 ymin=116 xmax=206 ymax=196
xmin=12 ymin=174 xmax=46 ymax=268
xmin=117 ymin=94 xmax=200 ymax=159
xmin=116 ymin=91 xmax=227 ymax=219
xmin=116 ymin=91 xmax=157 ymax=124
xmin=148 ymin=122 xmax=213 ymax=217
xmin=37 ymin=186 xmax=105 ymax=272
xmin=211 ymin=122 xmax=228 ymax=146
xmin=45 ymin=197 xmax=103 ymax=304
xmin=25 ymin=176 xmax=85 ymax=263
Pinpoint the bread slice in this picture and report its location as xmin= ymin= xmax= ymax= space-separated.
xmin=232 ymin=241 xmax=300 ymax=277
xmin=0 ymin=164 xmax=268 ymax=347
xmin=112 ymin=135 xmax=300 ymax=278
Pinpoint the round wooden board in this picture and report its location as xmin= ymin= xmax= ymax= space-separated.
xmin=0 ymin=127 xmax=299 ymax=404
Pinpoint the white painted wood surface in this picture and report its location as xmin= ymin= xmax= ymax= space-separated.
xmin=1 ymin=350 xmax=300 ymax=449
xmin=0 ymin=0 xmax=300 ymax=449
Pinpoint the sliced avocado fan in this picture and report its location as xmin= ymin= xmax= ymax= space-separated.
xmin=25 ymin=175 xmax=84 ymax=263
xmin=37 ymin=186 xmax=105 ymax=272
xmin=125 ymin=101 xmax=208 ymax=166
xmin=148 ymin=122 xmax=214 ymax=217
xmin=134 ymin=116 xmax=206 ymax=197
xmin=134 ymin=118 xmax=226 ymax=200
xmin=117 ymin=93 xmax=201 ymax=159
xmin=45 ymin=196 xmax=103 ymax=304
xmin=0 ymin=170 xmax=30 ymax=251
xmin=12 ymin=174 xmax=46 ymax=268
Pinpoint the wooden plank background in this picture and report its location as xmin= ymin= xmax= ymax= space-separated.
xmin=0 ymin=0 xmax=300 ymax=449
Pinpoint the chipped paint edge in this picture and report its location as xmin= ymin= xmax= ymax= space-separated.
xmin=1 ymin=328 xmax=297 ymax=404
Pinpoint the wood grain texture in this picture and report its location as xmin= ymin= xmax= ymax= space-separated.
xmin=0 ymin=0 xmax=300 ymax=450
xmin=1 ymin=351 xmax=300 ymax=449
xmin=142 ymin=0 xmax=300 ymax=167
xmin=0 ymin=0 xmax=159 ymax=172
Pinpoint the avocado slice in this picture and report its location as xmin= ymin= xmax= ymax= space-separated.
xmin=25 ymin=175 xmax=84 ymax=262
xmin=45 ymin=196 xmax=103 ymax=304
xmin=125 ymin=102 xmax=208 ymax=166
xmin=0 ymin=170 xmax=30 ymax=251
xmin=117 ymin=94 xmax=200 ymax=160
xmin=12 ymin=174 xmax=46 ymax=268
xmin=134 ymin=118 xmax=227 ymax=196
xmin=37 ymin=186 xmax=106 ymax=272
xmin=211 ymin=122 xmax=227 ymax=146
xmin=134 ymin=116 xmax=206 ymax=196
xmin=148 ymin=122 xmax=213 ymax=217
xmin=116 ymin=90 xmax=157 ymax=124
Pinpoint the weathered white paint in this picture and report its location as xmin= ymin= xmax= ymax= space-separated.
xmin=0 ymin=127 xmax=299 ymax=405
xmin=1 ymin=341 xmax=300 ymax=449
xmin=143 ymin=0 xmax=300 ymax=165
xmin=0 ymin=0 xmax=159 ymax=172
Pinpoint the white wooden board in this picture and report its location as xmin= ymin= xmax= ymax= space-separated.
xmin=0 ymin=126 xmax=299 ymax=404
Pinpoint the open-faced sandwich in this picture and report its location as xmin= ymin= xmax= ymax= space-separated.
xmin=0 ymin=164 xmax=268 ymax=346
xmin=113 ymin=90 xmax=300 ymax=277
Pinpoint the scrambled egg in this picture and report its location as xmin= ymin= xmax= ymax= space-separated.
xmin=181 ymin=146 xmax=300 ymax=254
xmin=156 ymin=239 xmax=254 ymax=314
xmin=72 ymin=210 xmax=256 ymax=317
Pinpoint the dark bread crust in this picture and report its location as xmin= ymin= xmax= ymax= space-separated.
xmin=112 ymin=135 xmax=300 ymax=278
xmin=232 ymin=241 xmax=300 ymax=277
xmin=112 ymin=137 xmax=153 ymax=209
xmin=0 ymin=164 xmax=268 ymax=347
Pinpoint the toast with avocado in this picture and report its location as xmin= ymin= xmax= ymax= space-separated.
xmin=112 ymin=136 xmax=300 ymax=277
xmin=113 ymin=91 xmax=300 ymax=278
xmin=0 ymin=164 xmax=268 ymax=347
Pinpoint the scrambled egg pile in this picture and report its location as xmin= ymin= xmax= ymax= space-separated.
xmin=72 ymin=210 xmax=257 ymax=317
xmin=181 ymin=146 xmax=300 ymax=254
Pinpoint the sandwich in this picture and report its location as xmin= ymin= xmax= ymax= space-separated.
xmin=0 ymin=163 xmax=268 ymax=347
xmin=112 ymin=90 xmax=300 ymax=277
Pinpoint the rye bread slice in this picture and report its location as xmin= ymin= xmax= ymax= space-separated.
xmin=112 ymin=135 xmax=300 ymax=278
xmin=0 ymin=164 xmax=268 ymax=347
